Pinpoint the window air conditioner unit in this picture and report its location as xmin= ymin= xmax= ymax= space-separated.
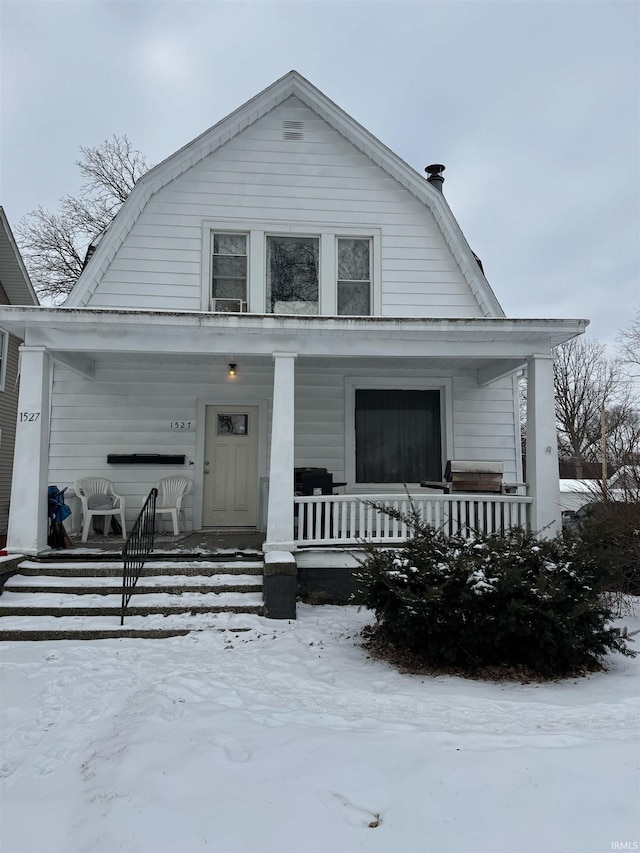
xmin=212 ymin=298 xmax=245 ymax=313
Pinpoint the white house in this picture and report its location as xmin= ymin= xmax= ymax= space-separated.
xmin=559 ymin=479 xmax=599 ymax=515
xmin=0 ymin=72 xmax=586 ymax=583
xmin=0 ymin=208 xmax=38 ymax=547
xmin=560 ymin=466 xmax=640 ymax=517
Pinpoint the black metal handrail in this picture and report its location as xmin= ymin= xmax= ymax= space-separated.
xmin=121 ymin=487 xmax=158 ymax=625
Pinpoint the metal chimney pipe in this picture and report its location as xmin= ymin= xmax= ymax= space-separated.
xmin=425 ymin=163 xmax=445 ymax=192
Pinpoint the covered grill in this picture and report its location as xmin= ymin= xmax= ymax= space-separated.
xmin=444 ymin=460 xmax=504 ymax=493
xmin=422 ymin=461 xmax=515 ymax=494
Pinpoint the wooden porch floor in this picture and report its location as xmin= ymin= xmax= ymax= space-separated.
xmin=54 ymin=529 xmax=266 ymax=557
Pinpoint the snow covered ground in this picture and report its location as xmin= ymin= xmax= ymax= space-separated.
xmin=1 ymin=603 xmax=639 ymax=853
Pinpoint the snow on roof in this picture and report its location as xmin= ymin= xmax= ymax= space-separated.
xmin=559 ymin=479 xmax=600 ymax=493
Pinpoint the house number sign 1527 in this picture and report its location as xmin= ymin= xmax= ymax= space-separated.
xmin=170 ymin=421 xmax=192 ymax=429
xmin=20 ymin=412 xmax=41 ymax=422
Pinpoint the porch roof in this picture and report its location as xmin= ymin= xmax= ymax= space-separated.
xmin=0 ymin=307 xmax=587 ymax=383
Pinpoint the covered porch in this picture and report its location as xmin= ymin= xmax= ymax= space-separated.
xmin=0 ymin=308 xmax=586 ymax=557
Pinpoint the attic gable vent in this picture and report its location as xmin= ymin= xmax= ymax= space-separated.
xmin=282 ymin=120 xmax=305 ymax=140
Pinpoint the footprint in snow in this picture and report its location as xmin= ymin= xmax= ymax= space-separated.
xmin=0 ymin=761 xmax=18 ymax=780
xmin=35 ymin=744 xmax=76 ymax=776
xmin=321 ymin=790 xmax=381 ymax=828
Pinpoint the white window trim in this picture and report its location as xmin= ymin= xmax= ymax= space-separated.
xmin=201 ymin=219 xmax=381 ymax=315
xmin=0 ymin=329 xmax=8 ymax=392
xmin=344 ymin=375 xmax=453 ymax=490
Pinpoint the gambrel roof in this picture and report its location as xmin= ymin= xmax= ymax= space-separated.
xmin=66 ymin=71 xmax=504 ymax=315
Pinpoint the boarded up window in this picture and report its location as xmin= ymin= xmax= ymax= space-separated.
xmin=355 ymin=389 xmax=441 ymax=483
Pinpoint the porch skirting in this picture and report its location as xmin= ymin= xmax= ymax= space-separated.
xmin=296 ymin=547 xmax=364 ymax=605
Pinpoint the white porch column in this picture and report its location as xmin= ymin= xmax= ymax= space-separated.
xmin=7 ymin=346 xmax=51 ymax=555
xmin=526 ymin=353 xmax=561 ymax=537
xmin=264 ymin=352 xmax=297 ymax=552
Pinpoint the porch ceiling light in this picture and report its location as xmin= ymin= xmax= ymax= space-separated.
xmin=228 ymin=363 xmax=237 ymax=377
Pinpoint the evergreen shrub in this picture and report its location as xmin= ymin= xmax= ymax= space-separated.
xmin=567 ymin=501 xmax=640 ymax=596
xmin=356 ymin=503 xmax=634 ymax=678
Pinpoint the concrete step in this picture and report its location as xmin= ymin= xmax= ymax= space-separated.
xmin=3 ymin=573 xmax=263 ymax=595
xmin=0 ymin=590 xmax=264 ymax=616
xmin=34 ymin=549 xmax=263 ymax=563
xmin=0 ymin=610 xmax=268 ymax=641
xmin=13 ymin=559 xmax=263 ymax=578
xmin=0 ymin=555 xmax=266 ymax=640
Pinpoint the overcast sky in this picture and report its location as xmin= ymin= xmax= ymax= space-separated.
xmin=1 ymin=0 xmax=638 ymax=348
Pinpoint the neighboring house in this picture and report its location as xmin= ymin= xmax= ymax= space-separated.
xmin=559 ymin=479 xmax=601 ymax=514
xmin=560 ymin=466 xmax=639 ymax=517
xmin=0 ymin=208 xmax=39 ymax=547
xmin=0 ymin=71 xmax=587 ymax=570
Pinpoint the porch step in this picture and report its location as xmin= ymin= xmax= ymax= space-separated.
xmin=0 ymin=590 xmax=264 ymax=616
xmin=34 ymin=549 xmax=263 ymax=564
xmin=2 ymin=573 xmax=262 ymax=595
xmin=13 ymin=559 xmax=263 ymax=578
xmin=0 ymin=611 xmax=267 ymax=641
xmin=0 ymin=558 xmax=265 ymax=640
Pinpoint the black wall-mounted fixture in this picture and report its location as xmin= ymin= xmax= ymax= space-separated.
xmin=107 ymin=454 xmax=186 ymax=465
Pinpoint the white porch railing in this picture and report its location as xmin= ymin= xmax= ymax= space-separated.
xmin=293 ymin=493 xmax=533 ymax=547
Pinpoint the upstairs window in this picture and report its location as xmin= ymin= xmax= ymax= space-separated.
xmin=212 ymin=233 xmax=247 ymax=312
xmin=337 ymin=238 xmax=371 ymax=315
xmin=203 ymin=222 xmax=379 ymax=315
xmin=267 ymin=235 xmax=319 ymax=315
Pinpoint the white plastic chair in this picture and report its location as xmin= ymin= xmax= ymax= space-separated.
xmin=74 ymin=478 xmax=127 ymax=542
xmin=154 ymin=476 xmax=192 ymax=535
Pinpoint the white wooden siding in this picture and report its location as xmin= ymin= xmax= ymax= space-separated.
xmin=48 ymin=361 xmax=518 ymax=530
xmin=87 ymin=97 xmax=483 ymax=318
xmin=452 ymin=375 xmax=519 ymax=481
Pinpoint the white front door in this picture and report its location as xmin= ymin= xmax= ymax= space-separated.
xmin=202 ymin=406 xmax=259 ymax=527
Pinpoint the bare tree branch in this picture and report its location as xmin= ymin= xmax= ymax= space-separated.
xmin=77 ymin=136 xmax=147 ymax=207
xmin=618 ymin=308 xmax=640 ymax=377
xmin=15 ymin=135 xmax=150 ymax=303
xmin=553 ymin=338 xmax=639 ymax=476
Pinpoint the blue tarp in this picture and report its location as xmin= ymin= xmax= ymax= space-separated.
xmin=48 ymin=486 xmax=71 ymax=523
xmin=48 ymin=486 xmax=71 ymax=548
